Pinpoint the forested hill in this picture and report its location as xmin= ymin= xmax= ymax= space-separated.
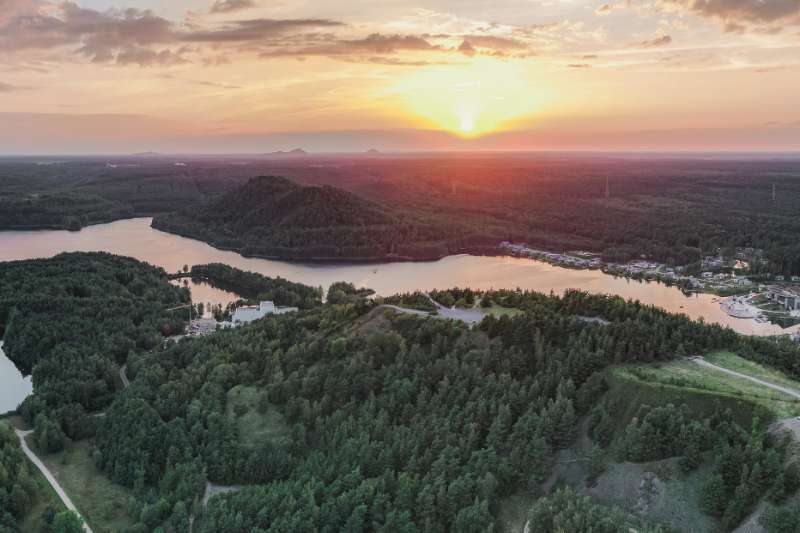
xmin=152 ymin=176 xmax=495 ymax=261
xmin=92 ymin=288 xmax=800 ymax=531
xmin=0 ymin=253 xmax=191 ymax=423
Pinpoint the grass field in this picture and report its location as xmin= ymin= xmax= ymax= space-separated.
xmin=226 ymin=384 xmax=290 ymax=449
xmin=39 ymin=439 xmax=135 ymax=533
xmin=613 ymin=355 xmax=800 ymax=419
xmin=704 ymin=351 xmax=800 ymax=392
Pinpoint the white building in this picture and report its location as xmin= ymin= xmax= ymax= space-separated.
xmin=232 ymin=301 xmax=298 ymax=326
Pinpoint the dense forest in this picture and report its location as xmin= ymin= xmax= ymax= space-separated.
xmin=2 ymin=252 xmax=800 ymax=530
xmin=3 ymin=156 xmax=800 ymax=272
xmin=187 ymin=263 xmax=323 ymax=309
xmin=0 ymin=159 xmax=206 ymax=231
xmin=0 ymin=253 xmax=189 ymax=440
xmin=152 ymin=176 xmax=488 ymax=261
xmin=83 ymin=285 xmax=800 ymax=531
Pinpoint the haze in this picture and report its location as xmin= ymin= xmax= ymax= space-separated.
xmin=2 ymin=0 xmax=800 ymax=154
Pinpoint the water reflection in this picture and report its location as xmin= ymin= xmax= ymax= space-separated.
xmin=0 ymin=218 xmax=797 ymax=337
xmin=0 ymin=342 xmax=32 ymax=413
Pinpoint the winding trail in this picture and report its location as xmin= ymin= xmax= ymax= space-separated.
xmin=120 ymin=364 xmax=130 ymax=389
xmin=690 ymin=357 xmax=800 ymax=399
xmin=15 ymin=430 xmax=93 ymax=533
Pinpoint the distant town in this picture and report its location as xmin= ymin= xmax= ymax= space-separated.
xmin=502 ymin=242 xmax=800 ymax=335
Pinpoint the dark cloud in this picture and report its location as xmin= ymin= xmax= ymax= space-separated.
xmin=0 ymin=81 xmax=21 ymax=91
xmin=258 ymin=33 xmax=440 ymax=59
xmin=457 ymin=34 xmax=533 ymax=58
xmin=633 ymin=34 xmax=673 ymax=48
xmin=0 ymin=1 xmax=537 ymax=67
xmin=459 ymin=35 xmax=528 ymax=50
xmin=654 ymin=0 xmax=800 ymax=32
xmin=180 ymin=18 xmax=343 ymax=43
xmin=209 ymin=0 xmax=258 ymax=14
xmin=568 ymin=63 xmax=591 ymax=68
xmin=0 ymin=2 xmax=345 ymax=65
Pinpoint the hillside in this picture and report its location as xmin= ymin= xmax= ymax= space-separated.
xmin=152 ymin=176 xmax=490 ymax=261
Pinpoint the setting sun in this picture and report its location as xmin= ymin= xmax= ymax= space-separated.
xmin=386 ymin=58 xmax=547 ymax=138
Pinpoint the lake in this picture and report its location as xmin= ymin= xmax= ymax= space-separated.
xmin=0 ymin=342 xmax=32 ymax=413
xmin=0 ymin=217 xmax=798 ymax=338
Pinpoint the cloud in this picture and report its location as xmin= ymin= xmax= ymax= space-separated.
xmin=0 ymin=81 xmax=23 ymax=91
xmin=209 ymin=0 xmax=259 ymax=14
xmin=0 ymin=2 xmax=345 ymax=65
xmin=0 ymin=1 xmax=540 ymax=67
xmin=651 ymin=0 xmax=800 ymax=32
xmin=595 ymin=4 xmax=613 ymax=15
xmin=258 ymin=33 xmax=441 ymax=60
xmin=180 ymin=18 xmax=344 ymax=43
xmin=633 ymin=34 xmax=673 ymax=48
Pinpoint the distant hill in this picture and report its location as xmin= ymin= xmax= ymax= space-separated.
xmin=152 ymin=176 xmax=487 ymax=261
xmin=265 ymin=148 xmax=308 ymax=157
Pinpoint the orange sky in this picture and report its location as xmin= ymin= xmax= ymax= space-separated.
xmin=1 ymin=0 xmax=800 ymax=153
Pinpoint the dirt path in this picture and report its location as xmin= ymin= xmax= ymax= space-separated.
xmin=120 ymin=364 xmax=130 ymax=389
xmin=691 ymin=357 xmax=800 ymax=399
xmin=202 ymin=481 xmax=243 ymax=506
xmin=15 ymin=430 xmax=93 ymax=533
xmin=377 ymin=304 xmax=431 ymax=317
xmin=424 ymin=294 xmax=484 ymax=325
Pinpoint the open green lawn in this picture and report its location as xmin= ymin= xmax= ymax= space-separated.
xmin=226 ymin=384 xmax=290 ymax=449
xmin=39 ymin=439 xmax=135 ymax=533
xmin=613 ymin=356 xmax=800 ymax=419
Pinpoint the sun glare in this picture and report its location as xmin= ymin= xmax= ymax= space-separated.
xmin=387 ymin=58 xmax=546 ymax=138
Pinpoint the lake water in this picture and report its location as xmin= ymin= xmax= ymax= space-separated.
xmin=0 ymin=342 xmax=32 ymax=413
xmin=0 ymin=217 xmax=798 ymax=339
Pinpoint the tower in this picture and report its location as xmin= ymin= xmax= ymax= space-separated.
xmin=773 ymin=184 xmax=777 ymax=202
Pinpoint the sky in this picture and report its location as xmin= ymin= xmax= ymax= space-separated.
xmin=1 ymin=0 xmax=800 ymax=154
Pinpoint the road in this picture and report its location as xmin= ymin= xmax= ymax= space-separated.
xmin=15 ymin=430 xmax=93 ymax=533
xmin=690 ymin=357 xmax=800 ymax=399
xmin=120 ymin=364 xmax=130 ymax=389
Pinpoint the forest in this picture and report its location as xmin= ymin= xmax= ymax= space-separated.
xmin=151 ymin=176 xmax=485 ymax=261
xmin=75 ymin=281 xmax=800 ymax=530
xmin=3 ymin=155 xmax=800 ymax=273
xmin=186 ymin=263 xmax=323 ymax=309
xmin=0 ymin=252 xmax=192 ymax=455
xmin=2 ymin=258 xmax=800 ymax=529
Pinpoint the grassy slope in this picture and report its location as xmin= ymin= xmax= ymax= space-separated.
xmin=226 ymin=384 xmax=290 ymax=449
xmin=611 ymin=357 xmax=799 ymax=421
xmin=38 ymin=439 xmax=135 ymax=533
xmin=705 ymin=351 xmax=800 ymax=393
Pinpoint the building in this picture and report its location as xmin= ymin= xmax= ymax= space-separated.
xmin=232 ymin=301 xmax=298 ymax=326
xmin=766 ymin=286 xmax=800 ymax=312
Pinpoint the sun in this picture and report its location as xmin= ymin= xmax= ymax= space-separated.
xmin=387 ymin=57 xmax=547 ymax=137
